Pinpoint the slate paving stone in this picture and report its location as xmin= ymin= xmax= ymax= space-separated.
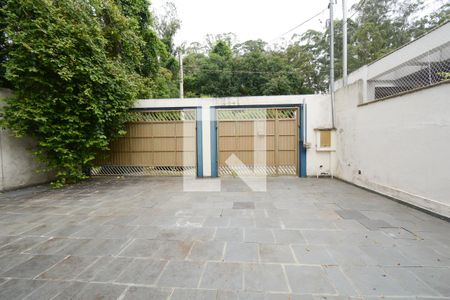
xmin=121 ymin=239 xmax=194 ymax=260
xmin=46 ymin=224 xmax=86 ymax=237
xmin=77 ymin=256 xmax=134 ymax=282
xmin=291 ymin=245 xmax=336 ymax=265
xmin=233 ymin=202 xmax=255 ymax=209
xmin=335 ymin=210 xmax=368 ymax=220
xmin=152 ymin=240 xmax=194 ymax=260
xmin=37 ymin=255 xmax=99 ymax=280
xmin=228 ymin=217 xmax=255 ymax=228
xmin=358 ymin=245 xmax=412 ymax=267
xmin=0 ymin=237 xmax=48 ymax=256
xmin=157 ymin=260 xmax=205 ymax=288
xmin=25 ymin=237 xmax=75 ymax=255
xmin=341 ymin=265 xmax=410 ymax=296
xmin=23 ymin=280 xmax=72 ymax=300
xmin=215 ymin=228 xmax=244 ymax=242
xmin=68 ymin=238 xmax=128 ymax=256
xmin=245 ymin=228 xmax=275 ymax=243
xmin=224 ymin=242 xmax=259 ymax=263
xmin=200 ymin=262 xmax=243 ymax=290
xmin=2 ymin=255 xmax=65 ymax=279
xmin=259 ymin=244 xmax=296 ymax=263
xmin=323 ymin=265 xmax=360 ymax=296
xmin=243 ymin=263 xmax=289 ymax=292
xmin=285 ymin=265 xmax=336 ymax=294
xmin=395 ymin=245 xmax=450 ymax=267
xmin=188 ymin=241 xmax=225 ymax=261
xmin=266 ymin=293 xmax=314 ymax=300
xmin=0 ymin=279 xmax=45 ymax=300
xmin=272 ymin=229 xmax=306 ymax=244
xmin=357 ymin=219 xmax=393 ymax=231
xmin=122 ymin=286 xmax=173 ymax=300
xmin=410 ymin=267 xmax=450 ymax=296
xmin=204 ymin=216 xmax=230 ymax=227
xmin=116 ymin=258 xmax=167 ymax=285
xmin=71 ymin=224 xmax=137 ymax=239
xmin=0 ymin=177 xmax=449 ymax=298
xmin=383 ymin=267 xmax=439 ymax=296
xmin=171 ymin=288 xmax=217 ymax=300
xmin=0 ymin=235 xmax=20 ymax=247
xmin=381 ymin=227 xmax=418 ymax=239
xmin=0 ymin=278 xmax=7 ymax=286
xmin=282 ymin=218 xmax=336 ymax=230
xmin=0 ymin=253 xmax=33 ymax=274
xmin=254 ymin=217 xmax=282 ymax=229
xmin=52 ymin=282 xmax=126 ymax=300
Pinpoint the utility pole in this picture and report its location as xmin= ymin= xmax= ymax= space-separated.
xmin=343 ymin=0 xmax=348 ymax=86
xmin=179 ymin=51 xmax=184 ymax=99
xmin=329 ymin=0 xmax=335 ymax=128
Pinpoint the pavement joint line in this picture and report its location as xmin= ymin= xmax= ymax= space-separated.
xmin=185 ymin=239 xmax=196 ymax=260
xmin=31 ymin=254 xmax=70 ymax=280
xmin=73 ymin=255 xmax=103 ymax=281
xmin=115 ymin=285 xmax=129 ymax=300
xmin=289 ymin=244 xmax=300 ymax=264
xmin=280 ymin=264 xmax=292 ymax=294
xmin=242 ymin=261 xmax=245 ymax=291
xmin=115 ymin=238 xmax=136 ymax=257
xmin=152 ymin=259 xmax=170 ymax=287
xmin=221 ymin=241 xmax=227 ymax=261
xmin=196 ymin=261 xmax=208 ymax=289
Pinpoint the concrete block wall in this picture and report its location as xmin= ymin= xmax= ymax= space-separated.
xmin=0 ymin=88 xmax=53 ymax=191
xmin=334 ymin=81 xmax=450 ymax=218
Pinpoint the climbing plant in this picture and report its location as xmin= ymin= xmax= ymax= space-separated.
xmin=1 ymin=0 xmax=166 ymax=186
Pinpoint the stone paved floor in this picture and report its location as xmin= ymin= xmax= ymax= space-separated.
xmin=0 ymin=177 xmax=449 ymax=300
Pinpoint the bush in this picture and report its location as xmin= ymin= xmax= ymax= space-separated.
xmin=1 ymin=0 xmax=161 ymax=187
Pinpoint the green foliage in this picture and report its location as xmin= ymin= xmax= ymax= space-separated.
xmin=182 ymin=0 xmax=448 ymax=97
xmin=301 ymin=0 xmax=449 ymax=88
xmin=184 ymin=39 xmax=314 ymax=97
xmin=0 ymin=0 xmax=168 ymax=187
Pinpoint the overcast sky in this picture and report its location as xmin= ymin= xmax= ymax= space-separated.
xmin=151 ymin=0 xmax=444 ymax=46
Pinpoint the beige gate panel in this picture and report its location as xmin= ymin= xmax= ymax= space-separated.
xmin=92 ymin=110 xmax=196 ymax=176
xmin=219 ymin=137 xmax=236 ymax=151
xmin=217 ymin=108 xmax=298 ymax=176
xmin=278 ymin=136 xmax=296 ymax=151
xmin=152 ymin=137 xmax=176 ymax=151
xmin=127 ymin=123 xmax=153 ymax=137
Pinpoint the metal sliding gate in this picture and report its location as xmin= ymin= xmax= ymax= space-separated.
xmin=92 ymin=110 xmax=197 ymax=176
xmin=217 ymin=108 xmax=299 ymax=176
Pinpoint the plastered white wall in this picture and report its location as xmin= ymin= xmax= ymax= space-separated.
xmin=136 ymin=95 xmax=333 ymax=177
xmin=334 ymin=81 xmax=450 ymax=217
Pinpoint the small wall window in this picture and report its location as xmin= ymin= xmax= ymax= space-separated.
xmin=320 ymin=130 xmax=332 ymax=148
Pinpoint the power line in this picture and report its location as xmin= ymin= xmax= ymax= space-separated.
xmin=270 ymin=7 xmax=328 ymax=43
xmin=183 ymin=66 xmax=306 ymax=75
xmin=344 ymin=0 xmax=367 ymax=24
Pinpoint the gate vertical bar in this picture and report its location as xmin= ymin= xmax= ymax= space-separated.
xmin=274 ymin=109 xmax=279 ymax=175
xmin=210 ymin=107 xmax=218 ymax=177
xmin=196 ymin=107 xmax=203 ymax=177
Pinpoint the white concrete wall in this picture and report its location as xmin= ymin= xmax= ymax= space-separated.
xmin=136 ymin=95 xmax=333 ymax=177
xmin=0 ymin=88 xmax=53 ymax=190
xmin=334 ymin=81 xmax=450 ymax=217
xmin=335 ymin=22 xmax=450 ymax=103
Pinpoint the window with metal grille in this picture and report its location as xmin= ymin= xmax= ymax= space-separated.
xmin=367 ymin=41 xmax=450 ymax=101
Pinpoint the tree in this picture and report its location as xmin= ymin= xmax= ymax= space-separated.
xmin=1 ymin=0 xmax=165 ymax=186
xmin=0 ymin=0 xmax=11 ymax=88
xmin=153 ymin=0 xmax=181 ymax=98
